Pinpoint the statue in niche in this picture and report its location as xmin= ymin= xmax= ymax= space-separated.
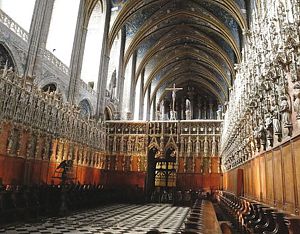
xmin=264 ymin=113 xmax=273 ymax=147
xmin=293 ymin=82 xmax=300 ymax=120
xmin=216 ymin=105 xmax=222 ymax=120
xmin=254 ymin=118 xmax=266 ymax=151
xmin=258 ymin=119 xmax=266 ymax=150
xmin=160 ymin=100 xmax=165 ymax=120
xmin=186 ymin=157 xmax=193 ymax=172
xmin=203 ymin=137 xmax=209 ymax=157
xmin=185 ymin=99 xmax=192 ymax=120
xmin=253 ymin=123 xmax=260 ymax=152
xmin=109 ymin=69 xmax=117 ymax=99
xmin=211 ymin=139 xmax=217 ymax=156
xmin=279 ymin=89 xmax=292 ymax=136
xmin=7 ymin=128 xmax=20 ymax=156
xmin=270 ymin=94 xmax=282 ymax=141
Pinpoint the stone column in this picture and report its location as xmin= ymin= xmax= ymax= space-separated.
xmin=67 ymin=0 xmax=88 ymax=103
xmin=209 ymin=102 xmax=214 ymax=119
xmin=146 ymin=85 xmax=151 ymax=121
xmin=128 ymin=50 xmax=138 ymax=118
xmin=203 ymin=102 xmax=207 ymax=119
xmin=152 ymin=94 xmax=156 ymax=121
xmin=198 ymin=96 xmax=202 ymax=119
xmin=96 ymin=0 xmax=112 ymax=119
xmin=117 ymin=26 xmax=126 ymax=111
xmin=139 ymin=68 xmax=145 ymax=120
xmin=24 ymin=0 xmax=55 ymax=78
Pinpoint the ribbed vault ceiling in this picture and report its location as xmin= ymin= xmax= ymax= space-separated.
xmin=93 ymin=0 xmax=248 ymax=106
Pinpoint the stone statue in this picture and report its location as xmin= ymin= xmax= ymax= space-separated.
xmin=185 ymin=99 xmax=191 ymax=120
xmin=254 ymin=118 xmax=266 ymax=151
xmin=166 ymin=84 xmax=182 ymax=120
xmin=279 ymin=95 xmax=292 ymax=136
xmin=293 ymin=82 xmax=300 ymax=120
xmin=264 ymin=113 xmax=273 ymax=147
xmin=204 ymin=137 xmax=209 ymax=157
xmin=216 ymin=105 xmax=222 ymax=120
xmin=270 ymin=94 xmax=282 ymax=141
xmin=211 ymin=138 xmax=217 ymax=156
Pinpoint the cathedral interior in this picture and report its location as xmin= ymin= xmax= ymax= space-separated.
xmin=0 ymin=0 xmax=300 ymax=233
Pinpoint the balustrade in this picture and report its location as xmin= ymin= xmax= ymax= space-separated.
xmin=0 ymin=9 xmax=29 ymax=42
xmin=0 ymin=70 xmax=105 ymax=151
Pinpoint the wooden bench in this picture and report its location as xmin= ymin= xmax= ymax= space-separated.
xmin=217 ymin=190 xmax=300 ymax=234
xmin=182 ymin=199 xmax=222 ymax=234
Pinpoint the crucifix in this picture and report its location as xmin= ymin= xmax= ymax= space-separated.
xmin=166 ymin=83 xmax=183 ymax=118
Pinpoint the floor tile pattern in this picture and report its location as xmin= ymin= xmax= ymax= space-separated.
xmin=0 ymin=204 xmax=190 ymax=233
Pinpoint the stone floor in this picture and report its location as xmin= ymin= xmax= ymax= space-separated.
xmin=0 ymin=204 xmax=190 ymax=234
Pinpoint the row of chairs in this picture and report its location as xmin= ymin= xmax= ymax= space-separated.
xmin=0 ymin=184 xmax=145 ymax=225
xmin=150 ymin=189 xmax=211 ymax=206
xmin=217 ymin=191 xmax=300 ymax=233
xmin=181 ymin=199 xmax=205 ymax=233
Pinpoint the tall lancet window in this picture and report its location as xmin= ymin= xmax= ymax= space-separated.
xmin=107 ymin=30 xmax=122 ymax=99
xmin=81 ymin=1 xmax=104 ymax=90
xmin=46 ymin=0 xmax=80 ymax=66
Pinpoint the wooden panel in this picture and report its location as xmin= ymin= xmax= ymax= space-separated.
xmin=19 ymin=130 xmax=29 ymax=158
xmin=178 ymin=157 xmax=184 ymax=173
xmin=131 ymin=155 xmax=139 ymax=171
xmin=223 ymin=172 xmax=228 ymax=190
xmin=248 ymin=162 xmax=253 ymax=198
xmin=237 ymin=169 xmax=243 ymax=196
xmin=282 ymin=144 xmax=295 ymax=213
xmin=273 ymin=149 xmax=283 ymax=208
xmin=176 ymin=173 xmax=221 ymax=190
xmin=194 ymin=157 xmax=202 ymax=173
xmin=47 ymin=161 xmax=60 ymax=184
xmin=100 ymin=170 xmax=146 ymax=188
xmin=40 ymin=161 xmax=50 ymax=183
xmin=243 ymin=165 xmax=248 ymax=196
xmin=3 ymin=156 xmax=25 ymax=185
xmin=253 ymin=158 xmax=261 ymax=199
xmin=260 ymin=155 xmax=266 ymax=202
xmin=211 ymin=157 xmax=219 ymax=173
xmin=231 ymin=169 xmax=237 ymax=194
xmin=0 ymin=123 xmax=10 ymax=155
xmin=30 ymin=159 xmax=43 ymax=184
xmin=266 ymin=152 xmax=274 ymax=204
xmin=116 ymin=155 xmax=124 ymax=171
xmin=293 ymin=138 xmax=300 ymax=210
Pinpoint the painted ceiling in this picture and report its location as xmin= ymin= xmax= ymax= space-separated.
xmin=108 ymin=0 xmax=248 ymax=105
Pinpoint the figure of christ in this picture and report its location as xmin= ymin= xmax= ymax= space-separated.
xmin=166 ymin=84 xmax=183 ymax=120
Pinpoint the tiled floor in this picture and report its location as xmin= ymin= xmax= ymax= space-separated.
xmin=0 ymin=204 xmax=190 ymax=233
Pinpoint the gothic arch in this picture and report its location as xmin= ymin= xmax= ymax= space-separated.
xmin=79 ymin=98 xmax=93 ymax=118
xmin=41 ymin=83 xmax=57 ymax=92
xmin=104 ymin=104 xmax=114 ymax=120
xmin=37 ymin=78 xmax=67 ymax=102
xmin=0 ymin=42 xmax=21 ymax=76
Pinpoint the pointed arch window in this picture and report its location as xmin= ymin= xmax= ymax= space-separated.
xmin=81 ymin=1 xmax=105 ymax=90
xmin=46 ymin=0 xmax=80 ymax=65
